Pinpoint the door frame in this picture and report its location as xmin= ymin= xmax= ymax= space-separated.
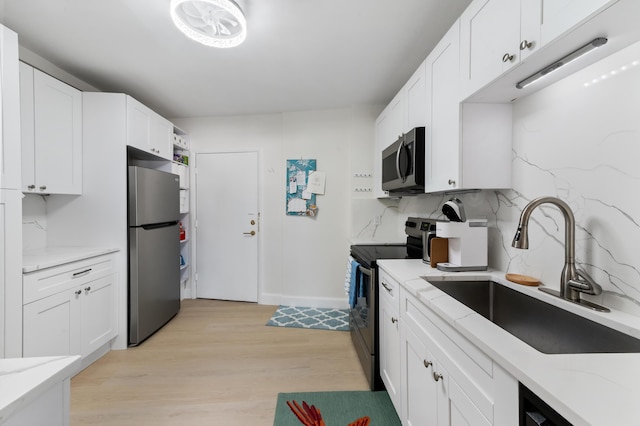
xmin=191 ymin=149 xmax=262 ymax=302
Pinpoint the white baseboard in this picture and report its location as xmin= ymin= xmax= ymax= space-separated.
xmin=259 ymin=292 xmax=349 ymax=310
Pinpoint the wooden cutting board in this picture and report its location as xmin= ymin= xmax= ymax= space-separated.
xmin=430 ymin=237 xmax=448 ymax=268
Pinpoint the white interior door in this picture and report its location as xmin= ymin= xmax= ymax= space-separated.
xmin=195 ymin=152 xmax=259 ymax=302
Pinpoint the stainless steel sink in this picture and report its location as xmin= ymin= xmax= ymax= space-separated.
xmin=422 ymin=279 xmax=640 ymax=354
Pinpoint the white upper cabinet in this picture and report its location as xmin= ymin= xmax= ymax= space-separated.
xmin=373 ymin=90 xmax=405 ymax=198
xmin=424 ymin=20 xmax=462 ymax=193
xmin=20 ymin=63 xmax=82 ymax=195
xmin=459 ymin=0 xmax=522 ymax=98
xmin=460 ymin=0 xmax=618 ymax=98
xmin=425 ymin=19 xmax=512 ymax=194
xmin=405 ymin=60 xmax=427 ymax=130
xmin=373 ymin=61 xmax=427 ymax=198
xmin=0 ymin=26 xmax=20 ymax=190
xmin=537 ymin=0 xmax=617 ymax=45
xmin=126 ymin=96 xmax=173 ymax=160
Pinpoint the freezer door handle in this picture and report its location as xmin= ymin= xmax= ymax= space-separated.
xmin=141 ymin=221 xmax=179 ymax=230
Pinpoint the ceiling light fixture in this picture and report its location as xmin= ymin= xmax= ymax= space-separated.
xmin=170 ymin=0 xmax=247 ymax=48
xmin=516 ymin=37 xmax=608 ymax=89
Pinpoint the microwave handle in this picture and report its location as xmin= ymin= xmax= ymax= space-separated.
xmin=396 ymin=137 xmax=406 ymax=182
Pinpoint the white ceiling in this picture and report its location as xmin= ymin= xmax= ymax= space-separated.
xmin=0 ymin=0 xmax=471 ymax=119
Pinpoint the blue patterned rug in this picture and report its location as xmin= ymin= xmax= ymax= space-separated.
xmin=266 ymin=305 xmax=349 ymax=331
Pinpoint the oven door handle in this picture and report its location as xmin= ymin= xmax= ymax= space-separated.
xmin=358 ymin=265 xmax=373 ymax=277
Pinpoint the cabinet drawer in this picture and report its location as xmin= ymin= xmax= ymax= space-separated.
xmin=401 ymin=289 xmax=495 ymax=422
xmin=23 ymin=256 xmax=114 ymax=304
xmin=378 ymin=268 xmax=399 ymax=310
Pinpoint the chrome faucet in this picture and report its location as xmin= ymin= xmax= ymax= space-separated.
xmin=511 ymin=196 xmax=609 ymax=312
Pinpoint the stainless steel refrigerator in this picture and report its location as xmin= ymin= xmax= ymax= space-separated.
xmin=128 ymin=166 xmax=180 ymax=346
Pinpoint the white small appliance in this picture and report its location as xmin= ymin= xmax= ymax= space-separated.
xmin=435 ymin=219 xmax=488 ymax=271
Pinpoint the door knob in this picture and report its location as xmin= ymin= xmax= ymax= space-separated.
xmin=502 ymin=53 xmax=515 ymax=63
xmin=520 ymin=40 xmax=534 ymax=50
xmin=243 ymin=231 xmax=256 ymax=236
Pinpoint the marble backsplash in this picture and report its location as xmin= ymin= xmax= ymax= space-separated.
xmin=353 ymin=40 xmax=640 ymax=316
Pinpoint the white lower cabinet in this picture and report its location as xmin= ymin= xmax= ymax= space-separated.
xmin=402 ymin=323 xmax=443 ymax=425
xmin=378 ymin=265 xmax=518 ymax=426
xmin=23 ymin=255 xmax=116 ymax=359
xmin=379 ymin=269 xmax=402 ymax=414
xmin=402 ymin=287 xmax=518 ymax=425
xmin=401 ymin=296 xmax=492 ymax=426
xmin=3 ymin=380 xmax=70 ymax=426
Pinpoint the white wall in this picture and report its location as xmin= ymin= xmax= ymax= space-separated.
xmin=174 ymin=106 xmax=381 ymax=308
xmin=490 ymin=40 xmax=640 ymax=315
xmin=22 ymin=194 xmax=47 ymax=250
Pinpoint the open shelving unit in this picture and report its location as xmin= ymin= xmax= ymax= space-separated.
xmin=172 ymin=126 xmax=191 ymax=299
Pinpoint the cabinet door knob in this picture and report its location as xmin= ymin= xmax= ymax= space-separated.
xmin=391 ymin=317 xmax=398 ymax=324
xmin=502 ymin=53 xmax=515 ymax=63
xmin=28 ymin=184 xmax=35 ymax=190
xmin=433 ymin=372 xmax=443 ymax=382
xmin=520 ymin=40 xmax=534 ymax=50
xmin=423 ymin=360 xmax=432 ymax=368
xmin=84 ymin=286 xmax=91 ymax=292
xmin=39 ymin=185 xmax=47 ymax=191
xmin=75 ymin=290 xmax=82 ymax=296
xmin=448 ymin=179 xmax=456 ymax=186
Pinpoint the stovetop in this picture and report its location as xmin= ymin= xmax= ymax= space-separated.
xmin=350 ymin=243 xmax=417 ymax=268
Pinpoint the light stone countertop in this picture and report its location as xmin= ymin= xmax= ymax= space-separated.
xmin=377 ymin=259 xmax=640 ymax=426
xmin=22 ymin=246 xmax=119 ymax=273
xmin=0 ymin=356 xmax=80 ymax=423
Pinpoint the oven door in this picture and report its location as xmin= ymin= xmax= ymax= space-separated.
xmin=351 ymin=264 xmax=374 ymax=351
xmin=348 ymin=260 xmax=380 ymax=390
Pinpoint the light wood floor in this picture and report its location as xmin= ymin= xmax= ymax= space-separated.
xmin=71 ymin=299 xmax=369 ymax=425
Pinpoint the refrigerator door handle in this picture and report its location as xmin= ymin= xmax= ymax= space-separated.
xmin=141 ymin=221 xmax=179 ymax=230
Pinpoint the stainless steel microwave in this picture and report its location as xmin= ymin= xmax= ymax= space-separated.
xmin=381 ymin=127 xmax=425 ymax=193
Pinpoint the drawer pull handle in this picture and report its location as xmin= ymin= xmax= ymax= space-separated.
xmin=433 ymin=372 xmax=443 ymax=382
xmin=423 ymin=360 xmax=432 ymax=368
xmin=381 ymin=282 xmax=393 ymax=294
xmin=85 ymin=286 xmax=92 ymax=292
xmin=75 ymin=290 xmax=82 ymax=296
xmin=72 ymin=268 xmax=92 ymax=278
xmin=391 ymin=317 xmax=398 ymax=324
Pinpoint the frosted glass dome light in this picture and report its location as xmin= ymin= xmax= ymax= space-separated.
xmin=170 ymin=0 xmax=247 ymax=48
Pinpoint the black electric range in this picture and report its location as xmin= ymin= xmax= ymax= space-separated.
xmin=350 ymin=244 xmax=414 ymax=269
xmin=348 ymin=243 xmax=418 ymax=390
xmin=347 ymin=217 xmax=436 ymax=390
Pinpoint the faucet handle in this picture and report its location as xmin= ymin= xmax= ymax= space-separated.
xmin=568 ymin=268 xmax=602 ymax=295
